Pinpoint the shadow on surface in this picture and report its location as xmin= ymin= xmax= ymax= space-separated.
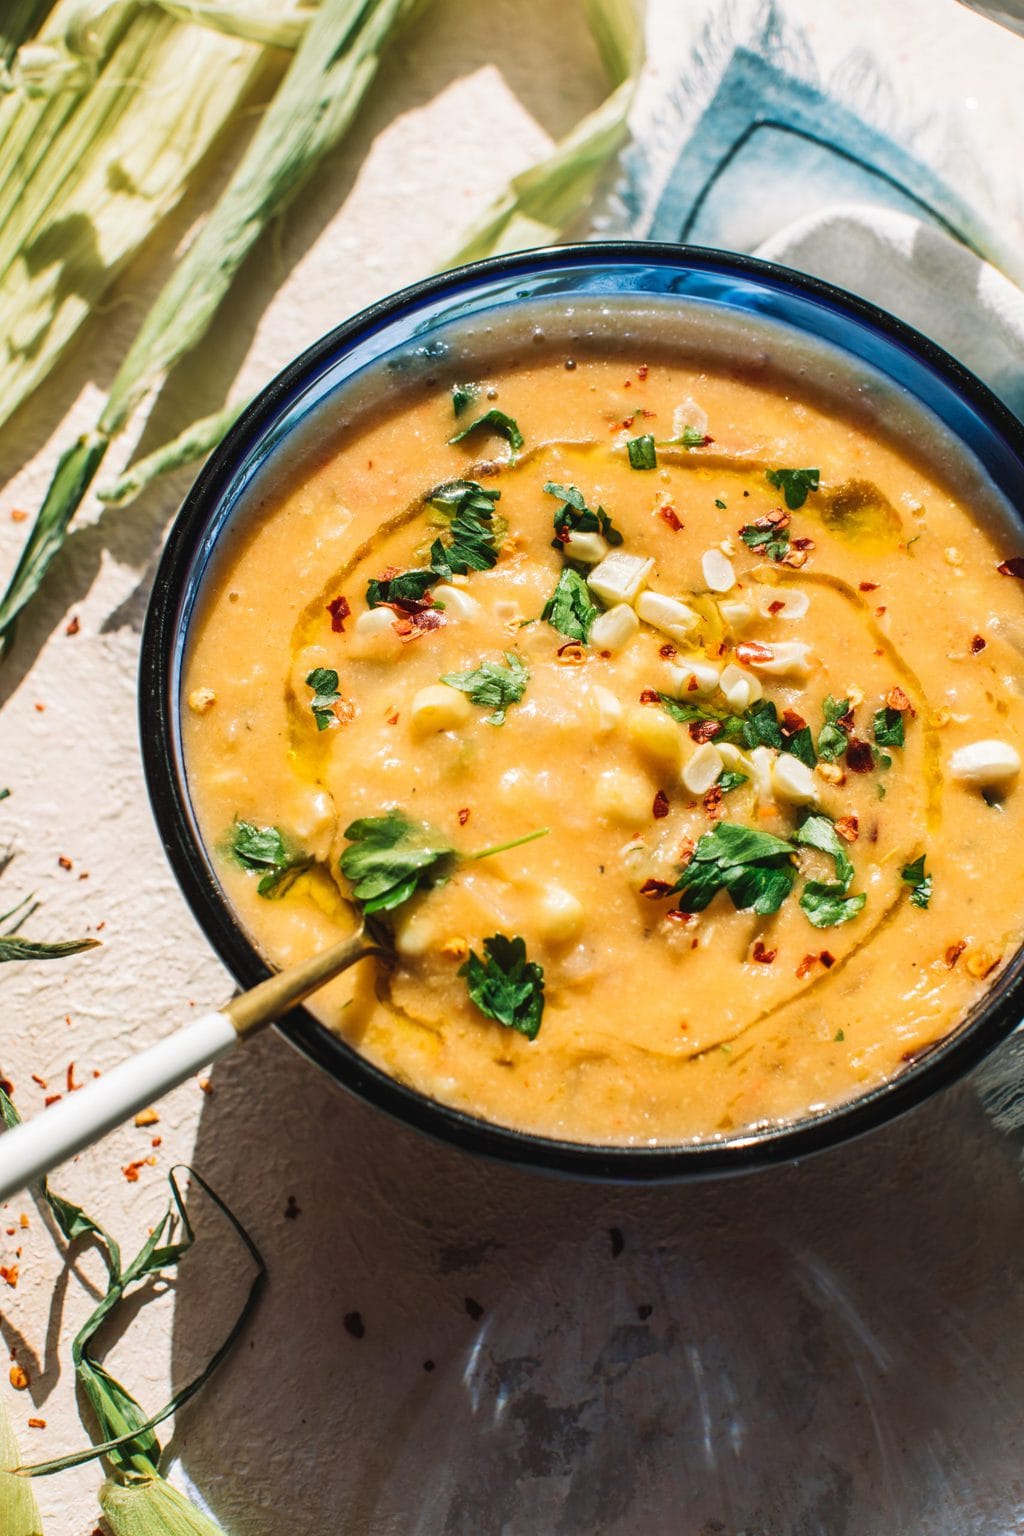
xmin=169 ymin=1026 xmax=1024 ymax=1536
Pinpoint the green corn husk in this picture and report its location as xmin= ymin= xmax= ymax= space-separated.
xmin=100 ymin=1475 xmax=227 ymax=1535
xmin=156 ymin=0 xmax=316 ymax=48
xmin=0 ymin=1399 xmax=44 ymax=1536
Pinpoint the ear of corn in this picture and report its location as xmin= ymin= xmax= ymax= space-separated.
xmin=0 ymin=1398 xmax=44 ymax=1536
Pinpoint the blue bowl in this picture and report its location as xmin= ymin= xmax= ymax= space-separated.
xmin=139 ymin=242 xmax=1024 ymax=1180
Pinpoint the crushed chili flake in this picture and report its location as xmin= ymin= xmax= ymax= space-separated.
xmin=637 ymin=363 xmax=648 ymax=380
xmin=751 ymin=940 xmax=777 ymax=965
xmin=845 ymin=738 xmax=873 ymax=774
xmin=19 ymin=1214 xmax=28 ymax=1230
xmin=997 ymin=557 xmax=1024 ymax=578
xmin=10 ymin=508 xmax=27 ymax=523
xmin=0 ymin=1073 xmax=13 ymax=1097
xmin=875 ymin=605 xmax=887 ymax=617
xmin=556 ymin=642 xmax=585 ymax=665
xmin=736 ymin=640 xmax=774 ymax=666
xmin=659 ymin=505 xmax=683 ymax=532
xmin=666 ymin=908 xmax=696 ymax=925
xmin=27 ymin=1417 xmax=46 ymax=1429
xmin=742 ymin=508 xmax=789 ymax=533
xmin=703 ymin=784 xmax=724 ymax=821
xmin=198 ymin=1077 xmax=214 ymax=1095
xmin=31 ymin=1073 xmax=47 ymax=1089
xmin=796 ymin=954 xmax=818 ymax=978
xmin=768 ymin=599 xmax=786 ymax=616
xmin=9 ymin=1363 xmax=28 ymax=1390
xmin=970 ymin=634 xmax=987 ymax=654
xmin=820 ymin=951 xmax=836 ymax=969
xmin=859 ymin=581 xmax=879 ymax=592
xmin=57 ymin=855 xmax=72 ymax=871
xmin=122 ymin=1159 xmax=149 ymax=1183
xmin=689 ymin=718 xmax=721 ymax=744
xmin=457 ymin=807 xmax=471 ymax=826
xmin=834 ymin=815 xmax=859 ymax=843
xmin=677 ymin=837 xmax=695 ymax=867
xmin=65 ymin=614 xmax=80 ymax=636
xmin=639 ymin=687 xmax=660 ymax=704
xmin=945 ymin=940 xmax=967 ymax=968
xmin=33 ymin=702 xmax=45 ymax=713
xmin=326 ymin=595 xmax=351 ymax=633
xmin=134 ymin=1107 xmax=159 ymax=1128
xmin=0 ymin=1265 xmax=18 ymax=1288
xmin=66 ymin=1062 xmax=80 ymax=1093
xmin=43 ymin=1094 xmax=62 ymax=1107
xmin=780 ymin=708 xmax=806 ymax=736
xmin=658 ymin=643 xmax=677 ymax=659
xmin=652 ymin=790 xmax=670 ymax=819
xmin=791 ymin=536 xmax=815 ymax=550
xmin=639 ymin=878 xmax=674 ymax=900
xmin=386 ymin=710 xmax=399 ymax=725
xmin=152 ymin=1136 xmax=162 ymax=1148
xmin=394 ymin=609 xmax=446 ymax=642
xmin=885 ymin=686 xmax=912 ymax=712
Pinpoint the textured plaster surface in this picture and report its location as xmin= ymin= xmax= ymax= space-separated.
xmin=2 ymin=0 xmax=1024 ymax=1532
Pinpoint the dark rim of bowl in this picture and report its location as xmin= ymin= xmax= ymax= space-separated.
xmin=139 ymin=240 xmax=1024 ymax=1182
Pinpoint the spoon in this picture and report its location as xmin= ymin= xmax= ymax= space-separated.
xmin=0 ymin=927 xmax=380 ymax=1203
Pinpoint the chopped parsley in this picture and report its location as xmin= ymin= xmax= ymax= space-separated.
xmin=794 ymin=813 xmax=854 ymax=890
xmin=800 ymin=883 xmax=866 ymax=928
xmin=872 ymin=705 xmax=905 ymax=749
xmin=230 ymin=821 xmax=311 ymax=898
xmin=714 ymin=497 xmax=727 ymax=509
xmin=366 ymin=567 xmax=438 ymax=609
xmin=427 ymin=480 xmax=502 ymax=577
xmin=672 ymin=822 xmax=797 ymax=917
xmin=542 ymin=567 xmax=598 ymax=643
xmin=766 ymin=467 xmax=820 ymax=510
xmin=741 ymin=698 xmax=785 ymax=751
xmin=901 ymin=855 xmax=932 ymax=909
xmin=785 ymin=725 xmax=817 ymax=769
xmin=451 ymin=383 xmax=478 ymax=417
xmin=459 ymin=933 xmax=545 ymax=1040
xmin=660 ymin=425 xmax=709 ymax=449
xmin=305 ymin=667 xmax=341 ymax=731
xmin=717 ymin=770 xmax=748 ymax=794
xmin=626 ymin=434 xmax=657 ymax=470
xmin=817 ymin=695 xmax=851 ymax=762
xmin=545 ymin=482 xmax=623 ymax=550
xmin=340 ymin=813 xmax=548 ymax=918
xmin=449 ymin=408 xmax=523 ymax=458
xmin=740 ymin=515 xmax=790 ymax=563
xmin=441 ymin=652 xmax=529 ymax=725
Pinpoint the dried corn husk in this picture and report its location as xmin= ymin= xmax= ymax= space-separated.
xmin=101 ymin=1475 xmax=227 ymax=1534
xmin=0 ymin=1397 xmax=44 ymax=1536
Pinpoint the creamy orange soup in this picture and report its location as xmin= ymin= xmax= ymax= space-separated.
xmin=182 ymin=300 xmax=1024 ymax=1146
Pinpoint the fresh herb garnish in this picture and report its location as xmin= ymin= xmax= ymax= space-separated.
xmin=766 ymin=467 xmax=820 ymax=510
xmin=800 ymin=882 xmax=866 ymax=928
xmin=441 ymin=652 xmax=529 ymax=725
xmin=672 ymin=822 xmax=797 ymax=917
xmin=785 ymin=725 xmax=818 ymax=768
xmin=366 ymin=567 xmax=438 ymax=609
xmin=873 ymin=705 xmax=905 ymax=749
xmin=305 ymin=666 xmax=341 ymax=731
xmin=427 ymin=479 xmax=502 ymax=577
xmin=740 ymin=514 xmax=790 ymax=562
xmin=901 ymin=855 xmax=932 ymax=909
xmin=459 ymin=933 xmax=545 ymax=1040
xmin=670 ymin=425 xmax=709 ymax=448
xmin=717 ymin=770 xmax=748 ymax=793
xmin=794 ymin=813 xmax=855 ymax=890
xmin=449 ymin=408 xmax=523 ymax=459
xmin=545 ymin=481 xmax=623 ymax=550
xmin=340 ymin=812 xmax=548 ymax=917
xmin=714 ymin=497 xmax=727 ymax=509
xmin=452 ymin=382 xmax=478 ymax=417
xmin=542 ymin=567 xmax=598 ymax=643
xmin=741 ymin=697 xmax=785 ymax=750
xmin=817 ymin=695 xmax=852 ymax=762
xmin=230 ymin=820 xmax=310 ymax=897
xmin=0 ymin=787 xmax=9 ymax=801
xmin=626 ymin=434 xmax=657 ymax=470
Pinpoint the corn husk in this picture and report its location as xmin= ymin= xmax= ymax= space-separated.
xmin=0 ymin=1397 xmax=44 ymax=1536
xmin=100 ymin=1475 xmax=227 ymax=1535
xmin=156 ymin=0 xmax=316 ymax=48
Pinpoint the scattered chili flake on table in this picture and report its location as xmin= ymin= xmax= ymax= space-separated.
xmin=33 ymin=702 xmax=45 ymax=713
xmin=121 ymin=1158 xmax=155 ymax=1183
xmin=423 ymin=1359 xmax=436 ymax=1373
xmin=10 ymin=508 xmax=27 ymax=522
xmin=64 ymin=614 xmax=80 ymax=636
xmin=133 ymin=1107 xmax=159 ymax=1127
xmin=326 ymin=595 xmax=351 ymax=633
xmin=9 ymin=1363 xmax=28 ymax=1389
xmin=31 ymin=1073 xmax=47 ymax=1089
xmin=57 ymin=855 xmax=72 ymax=871
xmin=44 ymin=1094 xmax=62 ymax=1107
xmin=652 ymin=790 xmax=670 ymax=819
xmin=198 ymin=1078 xmax=214 ymax=1095
xmin=66 ymin=1062 xmax=80 ymax=1093
xmin=27 ymin=1417 xmax=46 ymax=1429
xmin=0 ymin=1265 xmax=19 ymax=1287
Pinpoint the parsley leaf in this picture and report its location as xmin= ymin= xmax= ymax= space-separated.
xmin=800 ymin=882 xmax=866 ymax=928
xmin=740 ymin=517 xmax=790 ymax=562
xmin=717 ymin=770 xmax=748 ymax=793
xmin=873 ymin=706 xmax=905 ymax=748
xmin=305 ymin=667 xmax=341 ymax=731
xmin=901 ymin=855 xmax=932 ymax=909
xmin=452 ymin=383 xmax=478 ymax=417
xmin=542 ymin=567 xmax=598 ymax=642
xmin=741 ymin=698 xmax=785 ymax=751
xmin=794 ymin=813 xmax=855 ymax=890
xmin=230 ymin=821 xmax=311 ymax=898
xmin=662 ymin=425 xmax=709 ymax=449
xmin=366 ymin=568 xmax=437 ymax=609
xmin=626 ymin=434 xmax=657 ymax=470
xmin=817 ymin=695 xmax=851 ymax=762
xmin=672 ymin=822 xmax=797 ymax=916
xmin=545 ymin=482 xmax=623 ymax=550
xmin=340 ymin=812 xmax=454 ymax=915
xmin=441 ymin=652 xmax=529 ymax=725
xmin=766 ymin=467 xmax=820 ymax=510
xmin=459 ymin=934 xmax=545 ymax=1040
xmin=449 ymin=409 xmax=523 ymax=458
xmin=657 ymin=695 xmax=744 ymax=743
xmin=427 ymin=480 xmax=502 ymax=577
xmin=784 ymin=725 xmax=817 ymax=768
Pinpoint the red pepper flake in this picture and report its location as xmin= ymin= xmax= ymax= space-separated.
xmin=875 ymin=605 xmax=887 ymax=617
xmin=457 ymin=807 xmax=471 ymax=826
xmin=885 ymin=686 xmax=912 ymax=713
xmin=394 ymin=609 xmax=446 ymax=642
xmin=326 ymin=595 xmax=351 ymax=633
xmin=677 ymin=837 xmax=695 ymax=867
xmin=31 ymin=1073 xmax=47 ymax=1089
xmin=284 ymin=1194 xmax=301 ymax=1220
xmin=658 ymin=643 xmax=677 ymax=660
xmin=34 ymin=702 xmax=45 ymax=713
xmin=689 ymin=718 xmax=721 ymax=744
xmin=637 ymin=363 xmax=648 ymax=381
xmin=198 ymin=1077 xmax=214 ymax=1095
xmin=10 ymin=508 xmax=27 ymax=523
xmin=768 ymin=599 xmax=786 ymax=616
xmin=859 ymin=581 xmax=879 ymax=592
xmin=27 ymin=1418 xmax=46 ymax=1429
xmin=65 ymin=614 xmax=80 ymax=636
xmin=820 ymin=951 xmax=836 ymax=968
xmin=57 ymin=855 xmax=72 ymax=871
xmin=970 ymin=634 xmax=986 ymax=654
xmin=639 ymin=687 xmax=660 ymax=704
xmin=639 ymin=878 xmax=674 ymax=900
xmin=620 ymin=415 xmax=634 ymax=429
xmin=703 ymin=785 xmax=724 ymax=821
xmin=19 ymin=1214 xmax=28 ymax=1230
xmin=78 ymin=870 xmax=89 ymax=881
xmin=997 ymin=557 xmax=1024 ymax=578
xmin=796 ymin=954 xmax=818 ymax=979
xmin=791 ymin=537 xmax=815 ymax=550
xmin=0 ymin=1265 xmax=19 ymax=1288
xmin=751 ymin=940 xmax=777 ymax=965
xmin=44 ymin=1094 xmax=62 ymax=1107
xmin=121 ymin=1159 xmax=151 ymax=1183
xmin=665 ymin=909 xmax=696 ymax=925
xmin=780 ymin=708 xmax=806 ymax=737
xmin=736 ymin=640 xmax=774 ymax=666
xmin=9 ymin=1364 xmax=28 ymax=1390
xmin=834 ymin=815 xmax=859 ymax=843
xmin=945 ymin=941 xmax=966 ymax=969
xmin=386 ymin=711 xmax=399 ymax=726
xmin=741 ymin=508 xmax=790 ymax=534
xmin=659 ymin=505 xmax=683 ymax=532
xmin=66 ymin=1062 xmax=80 ymax=1093
xmin=845 ymin=738 xmax=873 ymax=774
xmin=652 ymin=790 xmax=670 ymax=819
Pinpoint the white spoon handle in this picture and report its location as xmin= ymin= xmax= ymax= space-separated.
xmin=0 ymin=1011 xmax=236 ymax=1203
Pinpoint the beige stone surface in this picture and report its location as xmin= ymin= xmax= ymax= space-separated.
xmin=2 ymin=1 xmax=1024 ymax=1532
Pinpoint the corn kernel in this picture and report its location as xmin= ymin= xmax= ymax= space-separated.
xmin=188 ymin=687 xmax=216 ymax=714
xmin=410 ymin=684 xmax=473 ymax=736
xmin=536 ymin=885 xmax=585 ymax=944
xmin=625 ymin=704 xmax=683 ymax=772
xmin=593 ymin=769 xmax=654 ymax=828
